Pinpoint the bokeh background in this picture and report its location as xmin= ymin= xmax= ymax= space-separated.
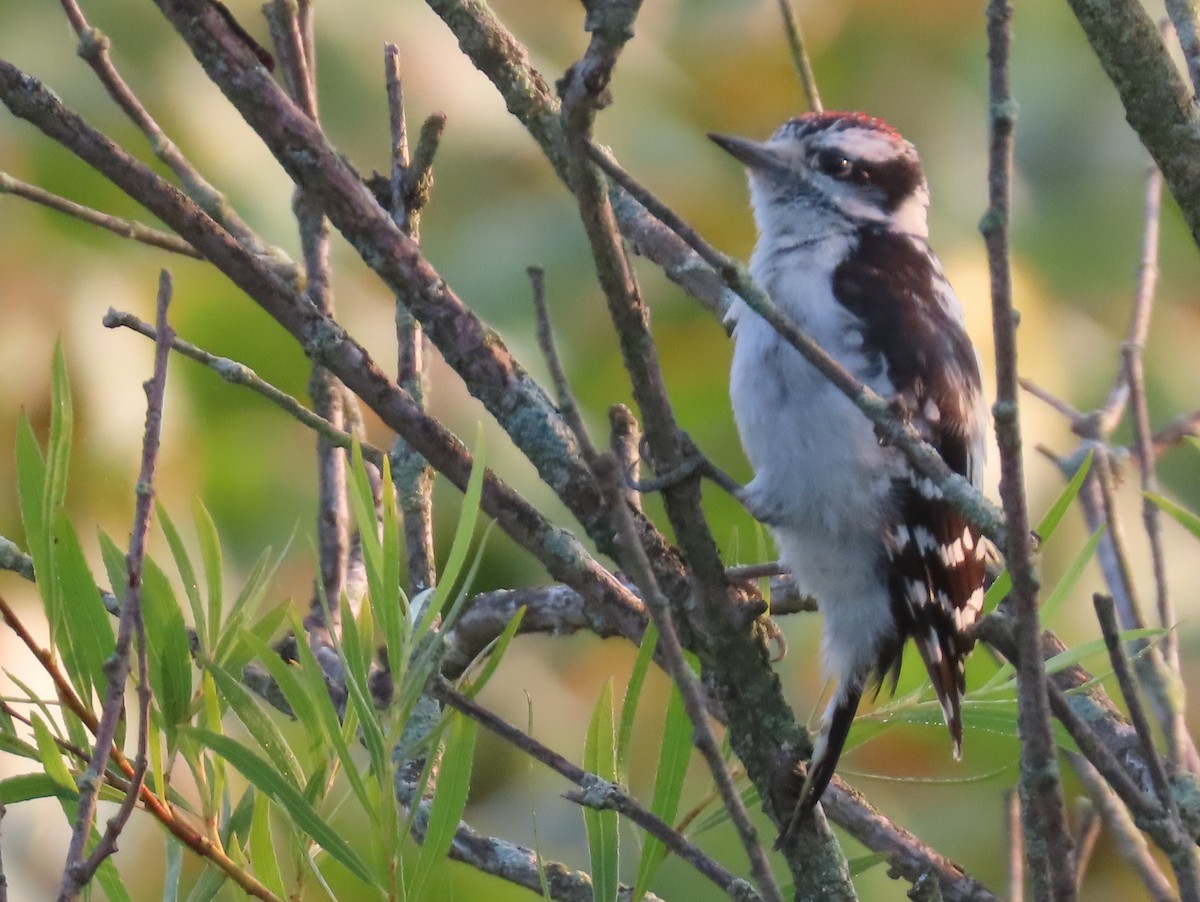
xmin=2 ymin=0 xmax=1199 ymax=899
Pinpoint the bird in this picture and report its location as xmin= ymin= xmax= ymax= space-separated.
xmin=709 ymin=111 xmax=988 ymax=843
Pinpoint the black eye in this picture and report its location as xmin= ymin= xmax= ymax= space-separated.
xmin=816 ymin=151 xmax=855 ymax=180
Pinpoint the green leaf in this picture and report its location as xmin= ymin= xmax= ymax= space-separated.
xmin=31 ymin=713 xmax=76 ymax=793
xmin=15 ymin=417 xmax=48 ymax=584
xmin=422 ymin=426 xmax=486 ymax=633
xmin=249 ymin=790 xmax=287 ymax=897
xmin=462 ymin=606 xmax=527 ymax=700
xmin=583 ymin=679 xmax=619 ymax=902
xmin=1037 ymin=448 xmax=1093 ymax=541
xmin=159 ymin=501 xmax=206 ymax=654
xmin=46 ymin=341 xmax=73 ymax=518
xmin=349 ymin=441 xmax=408 ymax=682
xmin=52 ymin=510 xmax=114 ymax=700
xmin=413 ymin=712 xmax=477 ymax=898
xmin=1040 ymin=525 xmax=1105 ymax=625
xmin=213 ymin=544 xmax=287 ymax=670
xmin=285 ymin=612 xmax=375 ymax=813
xmin=164 ymin=837 xmax=184 ymax=902
xmin=184 ymin=728 xmax=381 ymax=889
xmin=334 ymin=596 xmax=389 ymax=800
xmin=632 ymin=678 xmax=692 ymax=902
xmin=0 ymin=772 xmax=78 ymax=804
xmin=142 ymin=555 xmax=195 ymax=732
xmin=241 ymin=632 xmax=323 ymax=752
xmin=1147 ymin=492 xmax=1200 ymax=541
xmin=849 ymin=852 xmax=889 ymax=877
xmin=986 ymin=450 xmax=1094 ymax=611
xmin=192 ymin=497 xmax=225 ymax=648
xmin=206 ymin=661 xmax=303 ymax=787
xmin=617 ymin=622 xmax=658 ymax=782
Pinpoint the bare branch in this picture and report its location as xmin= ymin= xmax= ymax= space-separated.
xmin=1070 ymin=753 xmax=1177 ymax=902
xmin=982 ymin=2 xmax=1074 ymax=894
xmin=0 ymin=171 xmax=199 ymax=256
xmin=773 ymin=0 xmax=822 ymax=112
xmin=59 ymin=271 xmax=173 ymax=900
xmin=430 ymin=677 xmax=756 ymax=900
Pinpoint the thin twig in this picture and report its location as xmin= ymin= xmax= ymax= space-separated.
xmin=103 ymin=309 xmax=385 ymax=467
xmin=607 ymin=404 xmax=643 ymax=514
xmin=56 ymin=0 xmax=292 ymax=274
xmin=1006 ymin=791 xmax=1024 ymax=902
xmin=530 ymin=266 xmax=599 ymax=463
xmin=982 ymin=2 xmax=1075 ymax=895
xmin=1091 ymin=593 xmax=1200 ymax=901
xmin=1121 ymin=169 xmax=1182 ymax=760
xmin=557 ymin=7 xmax=791 ymax=898
xmin=0 ymin=171 xmax=200 ymax=257
xmin=1019 ymin=377 xmax=1082 ymax=422
xmin=58 ymin=271 xmax=173 ymax=901
xmin=265 ymin=0 xmax=350 ymax=628
xmin=1164 ymin=1 xmax=1200 ymax=94
xmin=386 ymin=43 xmax=438 ymax=597
xmin=430 ymin=677 xmax=756 ymax=900
xmin=1071 ymin=798 xmax=1101 ymax=891
xmin=773 ymin=0 xmax=822 ymax=112
xmin=1070 ymin=753 xmax=1177 ymax=902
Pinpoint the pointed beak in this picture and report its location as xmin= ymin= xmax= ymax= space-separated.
xmin=708 ymin=132 xmax=786 ymax=172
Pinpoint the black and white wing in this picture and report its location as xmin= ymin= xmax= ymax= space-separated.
xmin=832 ymin=226 xmax=987 ymax=754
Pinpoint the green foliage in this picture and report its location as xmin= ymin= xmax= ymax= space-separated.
xmin=583 ymin=679 xmax=620 ymax=902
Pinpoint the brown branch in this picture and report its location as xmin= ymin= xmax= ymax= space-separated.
xmin=982 ymin=2 xmax=1074 ymax=896
xmin=58 ymin=271 xmax=172 ymax=900
xmin=1094 ymin=594 xmax=1200 ymax=898
xmin=1063 ymin=0 xmax=1200 ymax=249
xmin=1070 ymin=754 xmax=1177 ymax=902
xmin=55 ymin=0 xmax=292 ymax=274
xmin=385 ymin=44 xmax=438 ymax=598
xmin=0 ymin=171 xmax=200 ymax=257
xmin=430 ymin=677 xmax=755 ymax=900
xmin=773 ymin=0 xmax=822 ymax=112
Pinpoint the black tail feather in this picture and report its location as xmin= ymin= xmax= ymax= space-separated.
xmin=775 ymin=686 xmax=863 ymax=848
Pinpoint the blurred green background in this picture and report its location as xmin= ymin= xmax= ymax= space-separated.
xmin=2 ymin=0 xmax=1199 ymax=898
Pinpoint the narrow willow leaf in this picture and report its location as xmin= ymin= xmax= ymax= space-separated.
xmin=985 ymin=450 xmax=1094 ymax=611
xmin=142 ymin=555 xmax=195 ymax=733
xmin=158 ymin=501 xmax=206 ymax=653
xmin=220 ymin=599 xmax=291 ymax=680
xmin=206 ymin=661 xmax=303 ymax=787
xmin=52 ymin=510 xmax=113 ymax=700
xmin=617 ymin=622 xmax=658 ymax=782
xmin=1040 ymin=525 xmax=1105 ymax=624
xmin=421 ymin=427 xmax=486 ymax=633
xmin=462 ymin=606 xmax=527 ymax=700
xmin=1036 ymin=449 xmax=1093 ymax=541
xmin=285 ymin=613 xmax=375 ymax=813
xmin=164 ymin=837 xmax=184 ymax=902
xmin=45 ymin=342 xmax=73 ymax=520
xmin=192 ymin=497 xmax=225 ymax=648
xmin=1147 ymin=492 xmax=1200 ymax=541
xmin=242 ymin=632 xmax=323 ymax=752
xmin=849 ymin=852 xmax=889 ymax=877
xmin=250 ymin=790 xmax=287 ymax=897
xmin=0 ymin=772 xmax=77 ymax=804
xmin=184 ymin=728 xmax=381 ymax=889
xmin=31 ymin=714 xmax=75 ymax=793
xmin=413 ymin=712 xmax=477 ymax=898
xmin=632 ymin=680 xmax=691 ymax=902
xmin=213 ymin=543 xmax=287 ymax=669
xmin=584 ymin=679 xmax=619 ymax=902
xmin=15 ymin=417 xmax=48 ymax=572
xmin=334 ymin=598 xmax=388 ymax=793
